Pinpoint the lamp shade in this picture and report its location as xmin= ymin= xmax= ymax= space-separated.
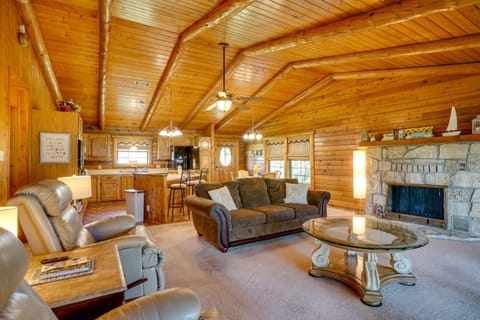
xmin=0 ymin=206 xmax=18 ymax=236
xmin=58 ymin=175 xmax=92 ymax=200
xmin=353 ymin=150 xmax=366 ymax=199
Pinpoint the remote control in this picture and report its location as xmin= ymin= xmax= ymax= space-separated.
xmin=40 ymin=256 xmax=69 ymax=264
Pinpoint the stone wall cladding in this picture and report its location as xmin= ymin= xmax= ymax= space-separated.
xmin=366 ymin=141 xmax=480 ymax=236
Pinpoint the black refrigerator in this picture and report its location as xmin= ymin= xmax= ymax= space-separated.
xmin=170 ymin=146 xmax=200 ymax=170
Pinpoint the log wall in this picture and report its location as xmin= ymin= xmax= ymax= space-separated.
xmin=0 ymin=0 xmax=55 ymax=205
xmin=260 ymin=74 xmax=480 ymax=212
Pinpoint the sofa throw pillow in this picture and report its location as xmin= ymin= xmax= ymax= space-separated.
xmin=208 ymin=186 xmax=238 ymax=211
xmin=284 ymin=183 xmax=309 ymax=204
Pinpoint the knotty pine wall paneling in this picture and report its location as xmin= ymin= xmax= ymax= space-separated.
xmin=31 ymin=110 xmax=80 ymax=182
xmin=260 ymin=74 xmax=480 ymax=212
xmin=0 ymin=0 xmax=56 ymax=205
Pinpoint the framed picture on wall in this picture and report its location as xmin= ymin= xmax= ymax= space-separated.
xmin=40 ymin=132 xmax=71 ymax=163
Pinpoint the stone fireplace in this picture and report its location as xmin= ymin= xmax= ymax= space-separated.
xmin=366 ymin=141 xmax=480 ymax=236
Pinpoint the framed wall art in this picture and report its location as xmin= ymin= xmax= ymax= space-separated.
xmin=40 ymin=132 xmax=71 ymax=163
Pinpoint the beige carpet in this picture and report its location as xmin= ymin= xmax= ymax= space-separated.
xmin=147 ymin=221 xmax=480 ymax=320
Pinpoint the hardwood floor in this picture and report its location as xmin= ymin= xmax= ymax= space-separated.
xmin=83 ymin=201 xmax=190 ymax=225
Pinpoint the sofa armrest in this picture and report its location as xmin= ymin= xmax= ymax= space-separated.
xmin=97 ymin=287 xmax=202 ymax=320
xmin=84 ymin=215 xmax=136 ymax=241
xmin=307 ymin=190 xmax=331 ymax=217
xmin=185 ymin=196 xmax=232 ymax=228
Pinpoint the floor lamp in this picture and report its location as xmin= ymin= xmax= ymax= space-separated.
xmin=353 ymin=149 xmax=366 ymax=215
xmin=58 ymin=175 xmax=92 ymax=213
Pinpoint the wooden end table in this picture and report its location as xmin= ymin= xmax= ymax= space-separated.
xmin=303 ymin=216 xmax=429 ymax=307
xmin=25 ymin=242 xmax=126 ymax=320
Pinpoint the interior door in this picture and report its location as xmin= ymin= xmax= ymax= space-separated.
xmin=214 ymin=140 xmax=238 ymax=182
xmin=9 ymin=72 xmax=31 ymax=198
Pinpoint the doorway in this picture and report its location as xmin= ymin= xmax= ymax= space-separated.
xmin=214 ymin=140 xmax=239 ymax=182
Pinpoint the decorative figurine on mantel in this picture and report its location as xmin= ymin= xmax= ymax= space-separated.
xmin=472 ymin=115 xmax=480 ymax=134
xmin=442 ymin=106 xmax=461 ymax=136
xmin=57 ymin=99 xmax=81 ymax=112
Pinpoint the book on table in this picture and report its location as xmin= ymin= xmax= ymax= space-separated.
xmin=29 ymin=257 xmax=95 ymax=285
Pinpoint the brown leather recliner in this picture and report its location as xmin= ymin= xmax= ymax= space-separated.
xmin=6 ymin=179 xmax=164 ymax=300
xmin=0 ymin=227 xmax=225 ymax=320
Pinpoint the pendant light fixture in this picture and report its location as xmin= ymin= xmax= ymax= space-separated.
xmin=159 ymin=89 xmax=182 ymax=137
xmin=243 ymin=110 xmax=262 ymax=141
xmin=159 ymin=120 xmax=182 ymax=137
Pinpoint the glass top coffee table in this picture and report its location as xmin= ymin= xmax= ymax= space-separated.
xmin=303 ymin=216 xmax=429 ymax=307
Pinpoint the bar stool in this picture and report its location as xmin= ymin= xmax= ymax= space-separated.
xmin=187 ymin=168 xmax=209 ymax=196
xmin=167 ymin=168 xmax=187 ymax=222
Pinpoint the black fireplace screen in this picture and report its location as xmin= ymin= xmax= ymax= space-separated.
xmin=388 ymin=185 xmax=445 ymax=220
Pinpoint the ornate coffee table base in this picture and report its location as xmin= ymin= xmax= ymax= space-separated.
xmin=309 ymin=241 xmax=417 ymax=307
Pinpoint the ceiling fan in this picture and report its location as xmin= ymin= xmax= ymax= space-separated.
xmin=205 ymin=43 xmax=260 ymax=112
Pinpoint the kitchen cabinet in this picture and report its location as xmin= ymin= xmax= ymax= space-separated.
xmin=100 ymin=175 xmax=121 ymax=201
xmin=84 ymin=134 xmax=111 ymax=161
xmin=120 ymin=175 xmax=134 ymax=200
xmin=90 ymin=175 xmax=99 ymax=202
xmin=157 ymin=137 xmax=170 ymax=160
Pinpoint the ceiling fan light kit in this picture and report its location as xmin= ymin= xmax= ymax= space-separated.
xmin=205 ymin=42 xmax=259 ymax=112
xmin=216 ymin=98 xmax=232 ymax=112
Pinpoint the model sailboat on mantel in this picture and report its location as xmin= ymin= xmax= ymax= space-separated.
xmin=442 ymin=106 xmax=461 ymax=136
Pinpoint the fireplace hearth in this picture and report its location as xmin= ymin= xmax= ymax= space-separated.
xmin=386 ymin=184 xmax=446 ymax=228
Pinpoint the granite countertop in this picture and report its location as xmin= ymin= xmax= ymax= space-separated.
xmin=87 ymin=168 xmax=170 ymax=175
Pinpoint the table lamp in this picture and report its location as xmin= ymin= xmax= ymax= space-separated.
xmin=0 ymin=206 xmax=18 ymax=236
xmin=58 ymin=175 xmax=92 ymax=212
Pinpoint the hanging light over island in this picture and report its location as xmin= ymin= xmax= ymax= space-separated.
xmin=159 ymin=120 xmax=182 ymax=137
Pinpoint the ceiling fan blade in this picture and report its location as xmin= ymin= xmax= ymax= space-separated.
xmin=236 ymin=95 xmax=264 ymax=101
xmin=235 ymin=102 xmax=250 ymax=110
xmin=205 ymin=101 xmax=217 ymax=111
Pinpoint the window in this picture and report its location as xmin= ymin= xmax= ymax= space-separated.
xmin=265 ymin=133 xmax=312 ymax=185
xmin=289 ymin=160 xmax=310 ymax=183
xmin=219 ymin=146 xmax=232 ymax=166
xmin=117 ymin=148 xmax=149 ymax=164
xmin=268 ymin=160 xmax=284 ymax=178
xmin=113 ymin=136 xmax=152 ymax=166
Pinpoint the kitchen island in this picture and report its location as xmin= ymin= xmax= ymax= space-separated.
xmin=88 ymin=169 xmax=192 ymax=224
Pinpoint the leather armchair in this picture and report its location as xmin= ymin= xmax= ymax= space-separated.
xmin=0 ymin=228 xmax=225 ymax=320
xmin=6 ymin=179 xmax=165 ymax=300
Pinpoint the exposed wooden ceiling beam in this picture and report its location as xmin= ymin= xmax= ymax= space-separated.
xmin=254 ymin=75 xmax=334 ymax=129
xmin=222 ymin=34 xmax=480 ymax=132
xmin=182 ymin=0 xmax=257 ymax=42
xmin=139 ymin=0 xmax=256 ymax=130
xmin=215 ymin=64 xmax=295 ymax=131
xmin=15 ymin=0 xmax=62 ymax=103
xmin=97 ymin=0 xmax=112 ymax=130
xmin=208 ymin=0 xmax=480 ymax=134
xmin=180 ymin=51 xmax=247 ymax=129
xmin=331 ymin=63 xmax=480 ymax=80
xmin=243 ymin=0 xmax=478 ymax=56
xmin=254 ymin=63 xmax=480 ymax=130
xmin=293 ymin=34 xmax=480 ymax=69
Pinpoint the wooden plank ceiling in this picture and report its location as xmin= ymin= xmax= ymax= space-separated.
xmin=26 ymin=0 xmax=480 ymax=136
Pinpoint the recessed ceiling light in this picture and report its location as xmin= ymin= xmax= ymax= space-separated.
xmin=133 ymin=80 xmax=151 ymax=88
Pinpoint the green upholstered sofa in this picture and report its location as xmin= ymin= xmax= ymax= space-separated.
xmin=185 ymin=178 xmax=330 ymax=252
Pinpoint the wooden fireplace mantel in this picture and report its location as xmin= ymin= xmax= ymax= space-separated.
xmin=359 ymin=134 xmax=480 ymax=147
